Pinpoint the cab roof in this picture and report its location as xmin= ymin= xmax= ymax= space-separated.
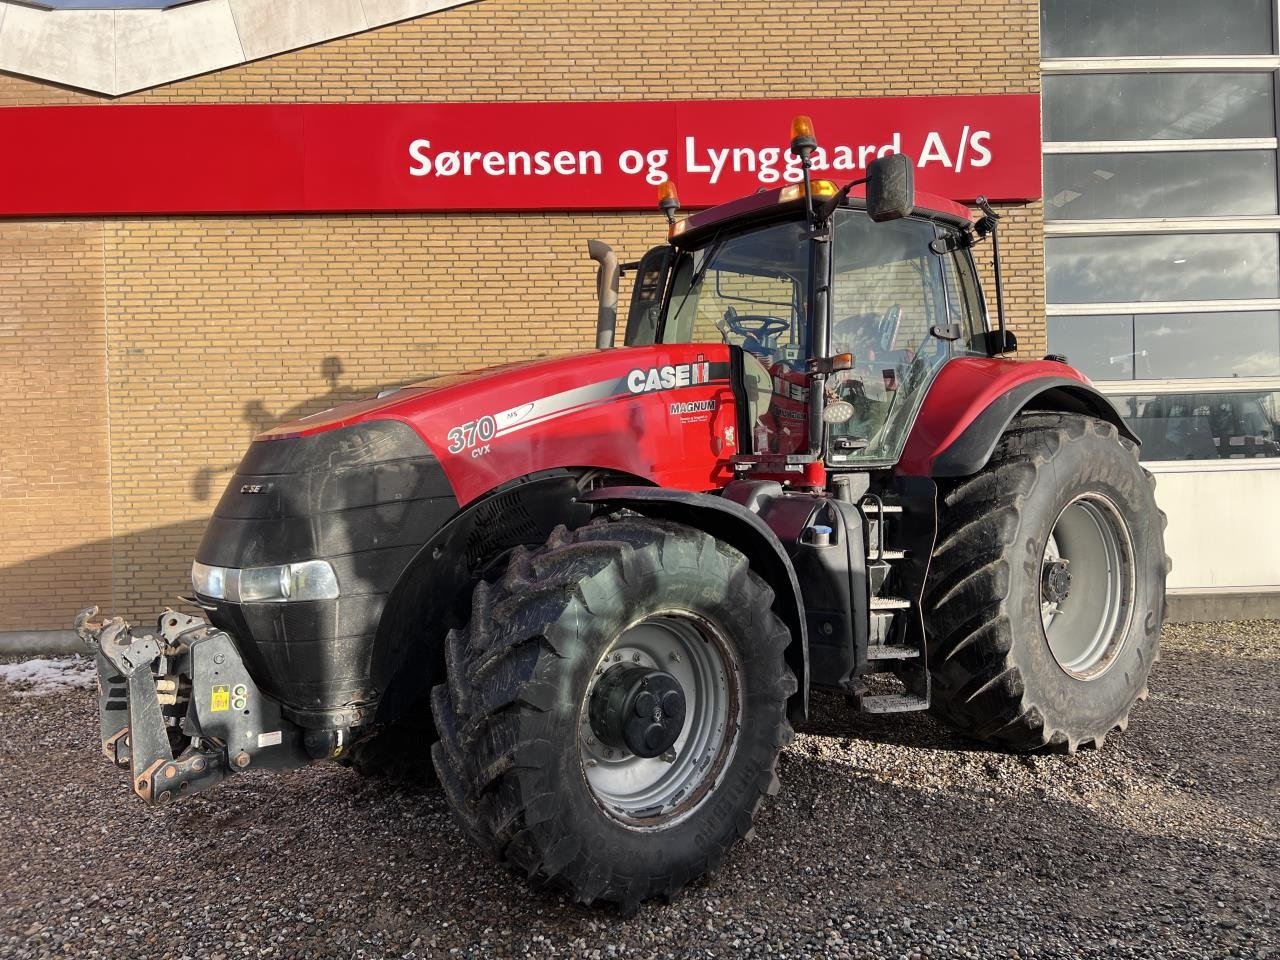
xmin=671 ymin=181 xmax=973 ymax=248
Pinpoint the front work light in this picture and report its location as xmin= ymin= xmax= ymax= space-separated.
xmin=780 ymin=179 xmax=838 ymax=203
xmin=192 ymin=559 xmax=340 ymax=603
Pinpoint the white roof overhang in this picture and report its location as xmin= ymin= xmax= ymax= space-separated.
xmin=0 ymin=0 xmax=479 ymax=96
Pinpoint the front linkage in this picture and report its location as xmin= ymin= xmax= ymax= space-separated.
xmin=76 ymin=606 xmax=314 ymax=804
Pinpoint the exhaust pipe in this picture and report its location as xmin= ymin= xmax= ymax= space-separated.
xmin=587 ymin=240 xmax=619 ymax=349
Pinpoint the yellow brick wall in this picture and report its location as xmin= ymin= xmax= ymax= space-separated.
xmin=0 ymin=0 xmax=1041 ymax=627
xmin=0 ymin=222 xmax=112 ymax=630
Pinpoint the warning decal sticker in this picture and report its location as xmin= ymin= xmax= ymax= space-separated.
xmin=211 ymin=684 xmax=231 ymax=712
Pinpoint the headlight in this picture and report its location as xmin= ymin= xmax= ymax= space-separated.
xmin=191 ymin=562 xmax=228 ymax=599
xmin=191 ymin=560 xmax=339 ymax=603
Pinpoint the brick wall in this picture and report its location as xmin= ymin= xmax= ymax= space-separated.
xmin=0 ymin=0 xmax=1041 ymax=627
xmin=0 ymin=222 xmax=112 ymax=630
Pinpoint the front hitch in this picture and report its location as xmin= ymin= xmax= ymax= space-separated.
xmin=77 ymin=606 xmax=311 ymax=805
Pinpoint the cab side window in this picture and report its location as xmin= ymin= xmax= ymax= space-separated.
xmin=942 ymin=239 xmax=989 ymax=352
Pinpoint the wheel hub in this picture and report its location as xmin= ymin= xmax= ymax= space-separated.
xmin=589 ymin=664 xmax=687 ymax=758
xmin=1040 ymin=494 xmax=1136 ymax=680
xmin=1042 ymin=558 xmax=1072 ymax=605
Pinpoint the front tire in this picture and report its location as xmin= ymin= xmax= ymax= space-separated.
xmin=430 ymin=516 xmax=796 ymax=911
xmin=923 ymin=413 xmax=1167 ymax=752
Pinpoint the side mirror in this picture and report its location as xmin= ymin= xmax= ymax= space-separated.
xmin=866 ymin=153 xmax=914 ymax=223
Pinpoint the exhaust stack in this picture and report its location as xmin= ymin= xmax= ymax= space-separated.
xmin=588 ymin=240 xmax=619 ymax=349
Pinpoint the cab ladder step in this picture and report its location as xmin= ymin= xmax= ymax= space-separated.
xmin=866 ymin=643 xmax=920 ymax=660
xmin=870 ymin=596 xmax=911 ymax=611
xmin=860 ymin=692 xmax=930 ymax=714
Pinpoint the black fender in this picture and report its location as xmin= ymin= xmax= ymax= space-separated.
xmin=370 ymin=472 xmax=593 ymax=724
xmin=931 ymin=377 xmax=1139 ymax=478
xmin=582 ymin=485 xmax=809 ymax=723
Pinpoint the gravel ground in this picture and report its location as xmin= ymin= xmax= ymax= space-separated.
xmin=1 ymin=621 xmax=1276 ymax=960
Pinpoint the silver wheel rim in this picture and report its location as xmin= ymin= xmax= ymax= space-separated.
xmin=1040 ymin=494 xmax=1136 ymax=680
xmin=579 ymin=612 xmax=741 ymax=829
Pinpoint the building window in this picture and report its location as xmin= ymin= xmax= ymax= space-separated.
xmin=1047 ymin=312 xmax=1280 ymax=380
xmin=1043 ymin=73 xmax=1276 ymax=142
xmin=1046 ymin=233 xmax=1280 ymax=303
xmin=1045 ymin=151 xmax=1279 ymax=220
xmin=1042 ymin=0 xmax=1275 ymax=58
xmin=1111 ymin=389 xmax=1280 ymax=461
xmin=1043 ymin=5 xmax=1280 ymax=464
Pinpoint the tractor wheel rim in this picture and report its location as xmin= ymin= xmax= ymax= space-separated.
xmin=579 ymin=612 xmax=741 ymax=829
xmin=1040 ymin=493 xmax=1136 ymax=680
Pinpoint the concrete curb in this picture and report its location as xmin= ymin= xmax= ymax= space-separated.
xmin=1166 ymin=591 xmax=1280 ymax=624
xmin=0 ymin=630 xmax=84 ymax=656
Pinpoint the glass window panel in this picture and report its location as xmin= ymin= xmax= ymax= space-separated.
xmin=1043 ymin=74 xmax=1275 ymax=142
xmin=1046 ymin=233 xmax=1280 ymax=303
xmin=1042 ymin=0 xmax=1274 ymax=58
xmin=1048 ymin=315 xmax=1136 ymax=380
xmin=1045 ymin=152 xmax=1278 ymax=220
xmin=1050 ymin=312 xmax=1280 ymax=379
xmin=1112 ymin=389 xmax=1280 ymax=461
xmin=1135 ymin=312 xmax=1280 ymax=377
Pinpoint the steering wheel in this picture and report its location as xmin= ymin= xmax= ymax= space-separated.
xmin=718 ymin=306 xmax=791 ymax=348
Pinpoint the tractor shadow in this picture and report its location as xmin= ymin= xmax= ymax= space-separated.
xmin=1 ymin=357 xmax=428 ymax=633
xmin=189 ymin=356 xmax=428 ymax=502
xmin=797 ymin=688 xmax=987 ymax=753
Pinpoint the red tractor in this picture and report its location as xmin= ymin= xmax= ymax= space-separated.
xmin=80 ymin=118 xmax=1167 ymax=912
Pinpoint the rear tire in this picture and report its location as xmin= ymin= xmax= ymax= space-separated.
xmin=430 ymin=516 xmax=795 ymax=911
xmin=923 ymin=413 xmax=1167 ymax=752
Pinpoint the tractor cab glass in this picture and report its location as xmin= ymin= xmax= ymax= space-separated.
xmin=662 ymin=219 xmax=813 ymax=455
xmin=660 ymin=207 xmax=981 ymax=462
xmin=826 ymin=210 xmax=972 ymax=463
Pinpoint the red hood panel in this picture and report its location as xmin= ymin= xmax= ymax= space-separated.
xmin=260 ymin=346 xmax=741 ymax=505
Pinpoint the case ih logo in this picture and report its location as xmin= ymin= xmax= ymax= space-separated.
xmin=628 ymin=363 xmax=714 ymax=395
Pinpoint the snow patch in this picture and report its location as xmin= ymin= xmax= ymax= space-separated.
xmin=0 ymin=656 xmax=96 ymax=696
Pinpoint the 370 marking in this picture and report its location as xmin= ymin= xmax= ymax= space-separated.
xmin=447 ymin=415 xmax=496 ymax=456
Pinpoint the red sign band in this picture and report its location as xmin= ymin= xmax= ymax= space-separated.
xmin=0 ymin=95 xmax=1041 ymax=217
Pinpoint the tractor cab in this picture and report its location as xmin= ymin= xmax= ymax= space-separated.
xmin=624 ymin=138 xmax=997 ymax=475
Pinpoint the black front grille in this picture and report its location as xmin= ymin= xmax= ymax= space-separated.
xmin=196 ymin=420 xmax=458 ymax=717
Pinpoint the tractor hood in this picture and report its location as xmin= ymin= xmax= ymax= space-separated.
xmin=256 ymin=344 xmax=741 ymax=506
xmin=256 ymin=352 xmax=597 ymax=443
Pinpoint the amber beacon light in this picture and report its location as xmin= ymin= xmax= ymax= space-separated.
xmin=658 ymin=180 xmax=681 ymax=224
xmin=789 ymin=115 xmax=818 ymax=160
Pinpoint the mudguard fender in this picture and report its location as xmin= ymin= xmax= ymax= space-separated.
xmin=899 ymin=359 xmax=1138 ymax=478
xmin=582 ymin=485 xmax=809 ymax=722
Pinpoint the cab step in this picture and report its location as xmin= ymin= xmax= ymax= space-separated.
xmin=860 ymin=692 xmax=930 ymax=714
xmin=870 ymin=596 xmax=911 ymax=611
xmin=860 ymin=501 xmax=903 ymax=514
xmin=866 ymin=643 xmax=919 ymax=660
